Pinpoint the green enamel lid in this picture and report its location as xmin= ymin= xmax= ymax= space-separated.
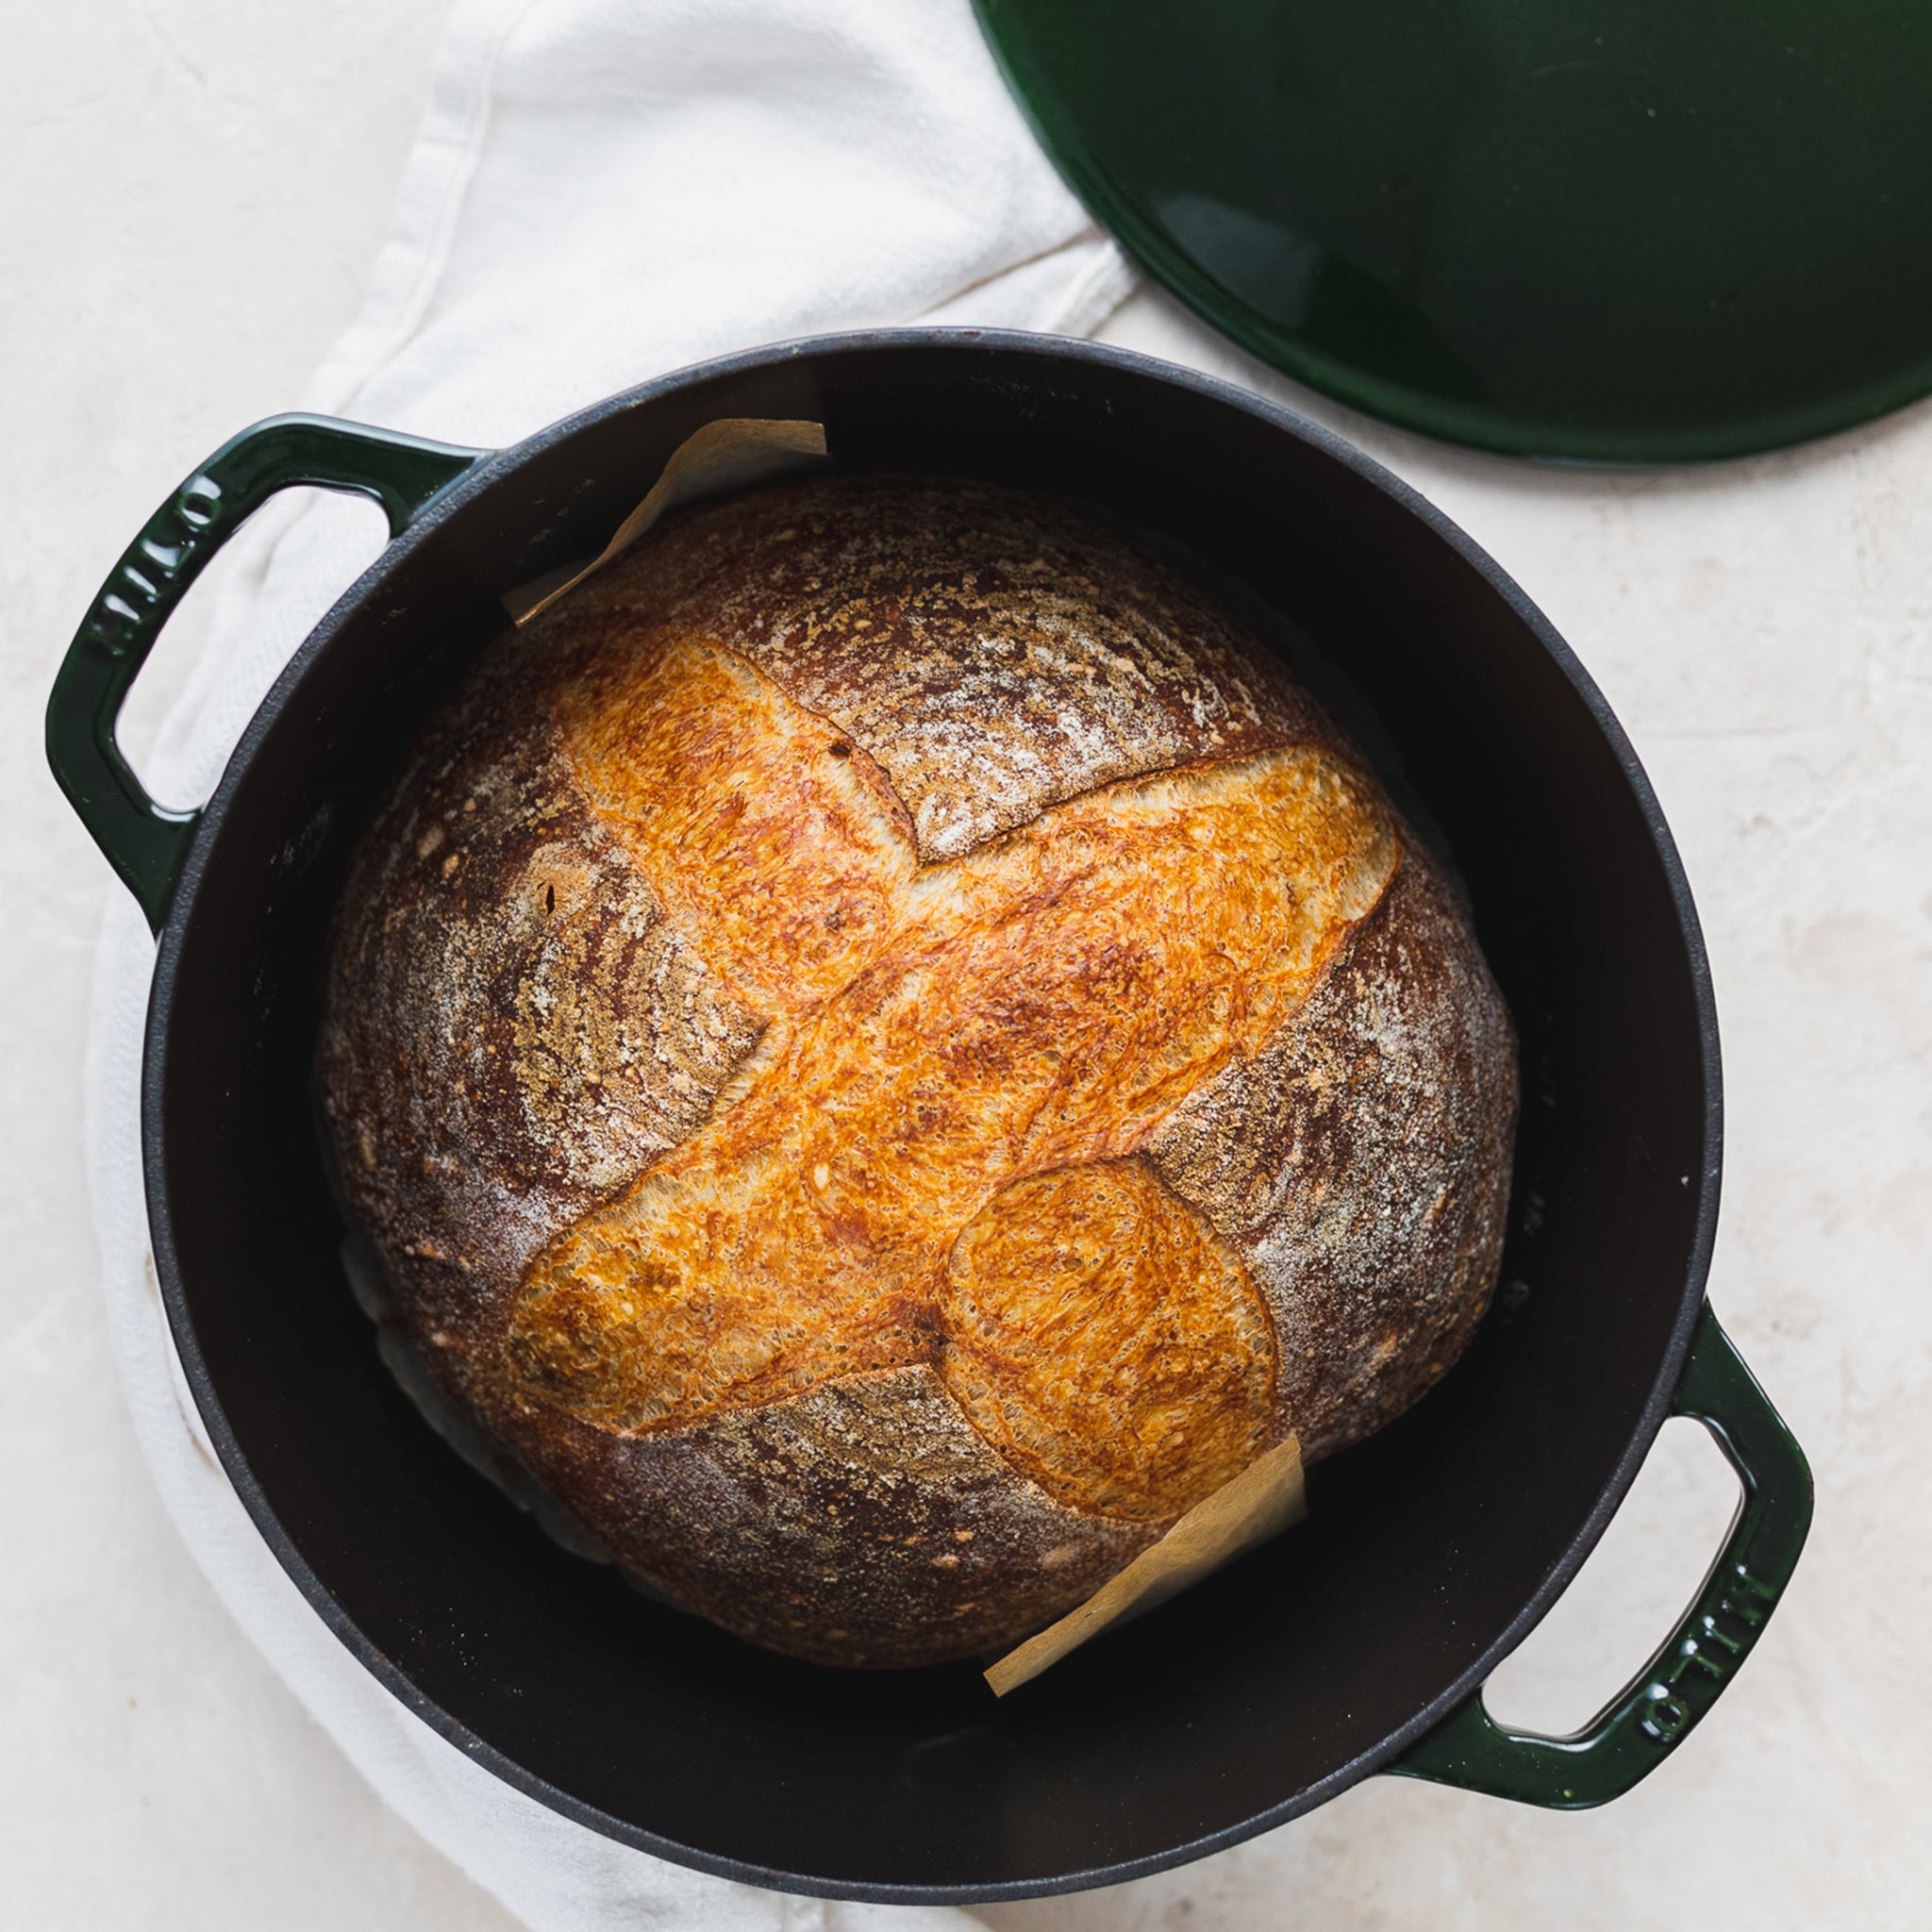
xmin=974 ymin=0 xmax=1932 ymax=462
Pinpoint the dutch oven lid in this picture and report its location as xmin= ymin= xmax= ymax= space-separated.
xmin=973 ymin=0 xmax=1932 ymax=462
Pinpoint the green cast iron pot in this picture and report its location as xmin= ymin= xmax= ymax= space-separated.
xmin=47 ymin=332 xmax=1811 ymax=1902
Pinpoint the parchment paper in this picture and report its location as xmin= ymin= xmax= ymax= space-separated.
xmin=986 ymin=1436 xmax=1307 ymax=1696
xmin=502 ymin=416 xmax=827 ymax=625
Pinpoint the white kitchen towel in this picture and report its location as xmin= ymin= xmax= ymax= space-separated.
xmin=83 ymin=2 xmax=1135 ymax=1926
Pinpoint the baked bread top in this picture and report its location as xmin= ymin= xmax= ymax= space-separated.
xmin=319 ymin=474 xmax=1518 ymax=1667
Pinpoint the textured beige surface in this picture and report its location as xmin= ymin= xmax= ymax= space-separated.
xmin=4 ymin=3 xmax=1928 ymax=1928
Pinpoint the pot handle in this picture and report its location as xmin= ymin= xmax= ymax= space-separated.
xmin=1389 ymin=1301 xmax=1811 ymax=1807
xmin=46 ymin=413 xmax=491 ymax=932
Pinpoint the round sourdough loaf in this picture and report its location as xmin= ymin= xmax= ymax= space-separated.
xmin=318 ymin=474 xmax=1518 ymax=1668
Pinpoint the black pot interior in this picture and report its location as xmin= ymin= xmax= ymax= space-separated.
xmin=147 ymin=337 xmax=1712 ymax=1900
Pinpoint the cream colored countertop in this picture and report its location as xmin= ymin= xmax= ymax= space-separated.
xmin=4 ymin=4 xmax=1926 ymax=1926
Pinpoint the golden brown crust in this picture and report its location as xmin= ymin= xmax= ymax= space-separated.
xmin=319 ymin=474 xmax=1518 ymax=1669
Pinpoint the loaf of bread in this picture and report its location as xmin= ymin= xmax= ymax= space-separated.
xmin=319 ymin=475 xmax=1517 ymax=1668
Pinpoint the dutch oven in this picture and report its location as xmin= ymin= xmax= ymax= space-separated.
xmin=46 ymin=332 xmax=1812 ymax=1903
